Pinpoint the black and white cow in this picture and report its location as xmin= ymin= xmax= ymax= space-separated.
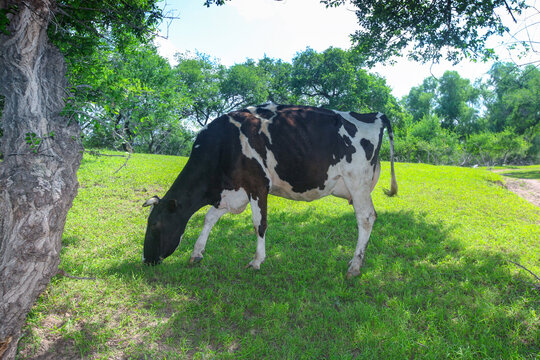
xmin=142 ymin=104 xmax=397 ymax=278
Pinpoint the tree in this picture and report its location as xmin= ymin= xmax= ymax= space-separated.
xmin=403 ymin=77 xmax=437 ymax=122
xmin=73 ymin=42 xmax=192 ymax=154
xmin=257 ymin=56 xmax=297 ymax=104
xmin=220 ymin=60 xmax=269 ymax=111
xmin=0 ymin=1 xmax=162 ymax=358
xmin=175 ymin=54 xmax=269 ymax=127
xmin=322 ymin=0 xmax=530 ymax=65
xmin=435 ymin=71 xmax=481 ymax=135
xmin=486 ymin=63 xmax=540 ymax=135
xmin=290 ymin=47 xmax=394 ymax=113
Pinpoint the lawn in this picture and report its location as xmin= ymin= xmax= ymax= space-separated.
xmin=18 ymin=151 xmax=539 ymax=359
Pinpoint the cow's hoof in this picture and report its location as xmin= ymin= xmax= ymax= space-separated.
xmin=245 ymin=261 xmax=262 ymax=270
xmin=346 ymin=268 xmax=361 ymax=279
xmin=189 ymin=256 xmax=203 ymax=264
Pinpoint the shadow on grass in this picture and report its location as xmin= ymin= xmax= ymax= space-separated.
xmin=95 ymin=208 xmax=538 ymax=358
xmin=502 ymin=170 xmax=540 ymax=180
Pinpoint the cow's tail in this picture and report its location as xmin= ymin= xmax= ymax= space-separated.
xmin=382 ymin=114 xmax=398 ymax=197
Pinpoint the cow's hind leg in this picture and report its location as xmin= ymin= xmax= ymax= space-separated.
xmin=347 ymin=193 xmax=377 ymax=279
xmin=247 ymin=195 xmax=268 ymax=270
xmin=190 ymin=206 xmax=228 ymax=263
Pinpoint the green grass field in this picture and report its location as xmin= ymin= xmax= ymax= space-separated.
xmin=18 ymin=151 xmax=539 ymax=359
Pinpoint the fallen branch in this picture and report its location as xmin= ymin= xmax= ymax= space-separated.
xmin=508 ymin=260 xmax=540 ymax=288
xmin=85 ymin=150 xmax=126 ymax=157
xmin=112 ymin=150 xmax=132 ymax=175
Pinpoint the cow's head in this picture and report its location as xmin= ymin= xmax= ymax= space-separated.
xmin=142 ymin=195 xmax=185 ymax=265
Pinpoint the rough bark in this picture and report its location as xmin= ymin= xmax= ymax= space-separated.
xmin=0 ymin=1 xmax=82 ymax=359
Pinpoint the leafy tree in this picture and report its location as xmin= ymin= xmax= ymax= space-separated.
xmin=174 ymin=53 xmax=225 ymax=127
xmin=175 ymin=55 xmax=270 ymax=127
xmin=290 ymin=47 xmax=394 ymax=113
xmin=486 ymin=63 xmax=540 ymax=135
xmin=435 ymin=71 xmax=481 ymax=135
xmin=322 ymin=0 xmax=530 ymax=65
xmin=220 ymin=60 xmax=269 ymax=111
xmin=403 ymin=77 xmax=438 ymax=122
xmin=73 ymin=42 xmax=192 ymax=154
xmin=0 ymin=1 xmax=163 ymax=357
xmin=257 ymin=57 xmax=297 ymax=104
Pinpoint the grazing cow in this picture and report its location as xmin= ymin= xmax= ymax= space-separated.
xmin=142 ymin=104 xmax=397 ymax=278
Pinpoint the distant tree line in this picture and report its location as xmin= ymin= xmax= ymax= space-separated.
xmin=1 ymin=42 xmax=537 ymax=165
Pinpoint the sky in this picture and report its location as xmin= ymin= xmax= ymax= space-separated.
xmin=155 ymin=0 xmax=539 ymax=98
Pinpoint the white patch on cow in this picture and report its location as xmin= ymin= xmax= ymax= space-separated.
xmin=261 ymin=102 xmax=278 ymax=113
xmin=229 ymin=116 xmax=242 ymax=129
xmin=229 ymin=116 xmax=272 ymax=182
xmin=259 ymin=118 xmax=274 ymax=145
xmin=334 ymin=110 xmax=384 ymax=163
xmin=194 ymin=144 xmax=200 ymax=149
xmin=244 ymin=105 xmax=276 ymax=145
xmin=218 ymin=188 xmax=249 ymax=214
xmin=248 ymin=198 xmax=266 ymax=269
xmin=191 ymin=207 xmax=228 ymax=259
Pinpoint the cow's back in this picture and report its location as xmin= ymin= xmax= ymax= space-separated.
xmin=194 ymin=104 xmax=385 ymax=202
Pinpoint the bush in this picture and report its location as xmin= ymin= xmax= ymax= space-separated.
xmin=381 ymin=114 xmax=463 ymax=165
xmin=465 ymin=129 xmax=531 ymax=166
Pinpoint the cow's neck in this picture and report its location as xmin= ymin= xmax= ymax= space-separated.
xmin=166 ymin=161 xmax=212 ymax=215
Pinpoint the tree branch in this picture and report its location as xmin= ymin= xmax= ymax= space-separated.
xmin=503 ymin=0 xmax=518 ymax=23
xmin=508 ymin=260 xmax=540 ymax=288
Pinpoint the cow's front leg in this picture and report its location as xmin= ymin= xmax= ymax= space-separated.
xmin=347 ymin=194 xmax=376 ymax=279
xmin=247 ymin=196 xmax=268 ymax=270
xmin=190 ymin=206 xmax=228 ymax=263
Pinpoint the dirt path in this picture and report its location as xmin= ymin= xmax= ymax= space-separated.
xmin=492 ymin=169 xmax=540 ymax=207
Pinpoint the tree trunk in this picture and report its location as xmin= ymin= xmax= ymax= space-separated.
xmin=0 ymin=1 xmax=82 ymax=359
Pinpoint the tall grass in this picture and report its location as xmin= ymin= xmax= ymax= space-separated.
xmin=18 ymin=151 xmax=539 ymax=359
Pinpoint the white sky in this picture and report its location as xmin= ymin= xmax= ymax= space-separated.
xmin=155 ymin=0 xmax=539 ymax=98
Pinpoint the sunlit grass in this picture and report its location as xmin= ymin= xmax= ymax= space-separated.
xmin=18 ymin=152 xmax=539 ymax=359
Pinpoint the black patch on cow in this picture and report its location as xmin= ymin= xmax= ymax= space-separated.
xmin=360 ymin=138 xmax=374 ymax=162
xmin=276 ymin=104 xmax=335 ymax=115
xmin=256 ymin=107 xmax=275 ymax=119
xmin=268 ymin=107 xmax=356 ymax=192
xmin=199 ymin=115 xmax=270 ymax=200
xmin=350 ymin=112 xmax=377 ymax=123
xmin=342 ymin=118 xmax=357 ymax=137
xmin=370 ymin=126 xmax=385 ymax=166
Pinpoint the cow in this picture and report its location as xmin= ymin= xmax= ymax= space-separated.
xmin=142 ymin=103 xmax=397 ymax=278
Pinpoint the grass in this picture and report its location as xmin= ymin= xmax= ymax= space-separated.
xmin=490 ymin=165 xmax=540 ymax=180
xmin=17 ymin=151 xmax=539 ymax=359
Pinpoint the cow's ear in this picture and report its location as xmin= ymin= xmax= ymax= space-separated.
xmin=142 ymin=196 xmax=160 ymax=207
xmin=167 ymin=199 xmax=178 ymax=212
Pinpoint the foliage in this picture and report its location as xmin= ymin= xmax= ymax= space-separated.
xmin=17 ymin=152 xmax=540 ymax=359
xmin=381 ymin=114 xmax=464 ymax=165
xmin=322 ymin=0 xmax=529 ymax=65
xmin=401 ymin=65 xmax=538 ymax=165
xmin=174 ymin=54 xmax=270 ymax=126
xmin=62 ymin=39 xmax=537 ymax=165
xmin=485 ymin=63 xmax=540 ymax=141
xmin=466 ymin=130 xmax=531 ymax=166
xmin=404 ymin=71 xmax=482 ymax=137
xmin=66 ymin=41 xmax=193 ymax=155
xmin=290 ymin=47 xmax=393 ymax=112
xmin=257 ymin=57 xmax=297 ymax=104
xmin=49 ymin=0 xmax=163 ymax=59
xmin=403 ymin=78 xmax=437 ymax=122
